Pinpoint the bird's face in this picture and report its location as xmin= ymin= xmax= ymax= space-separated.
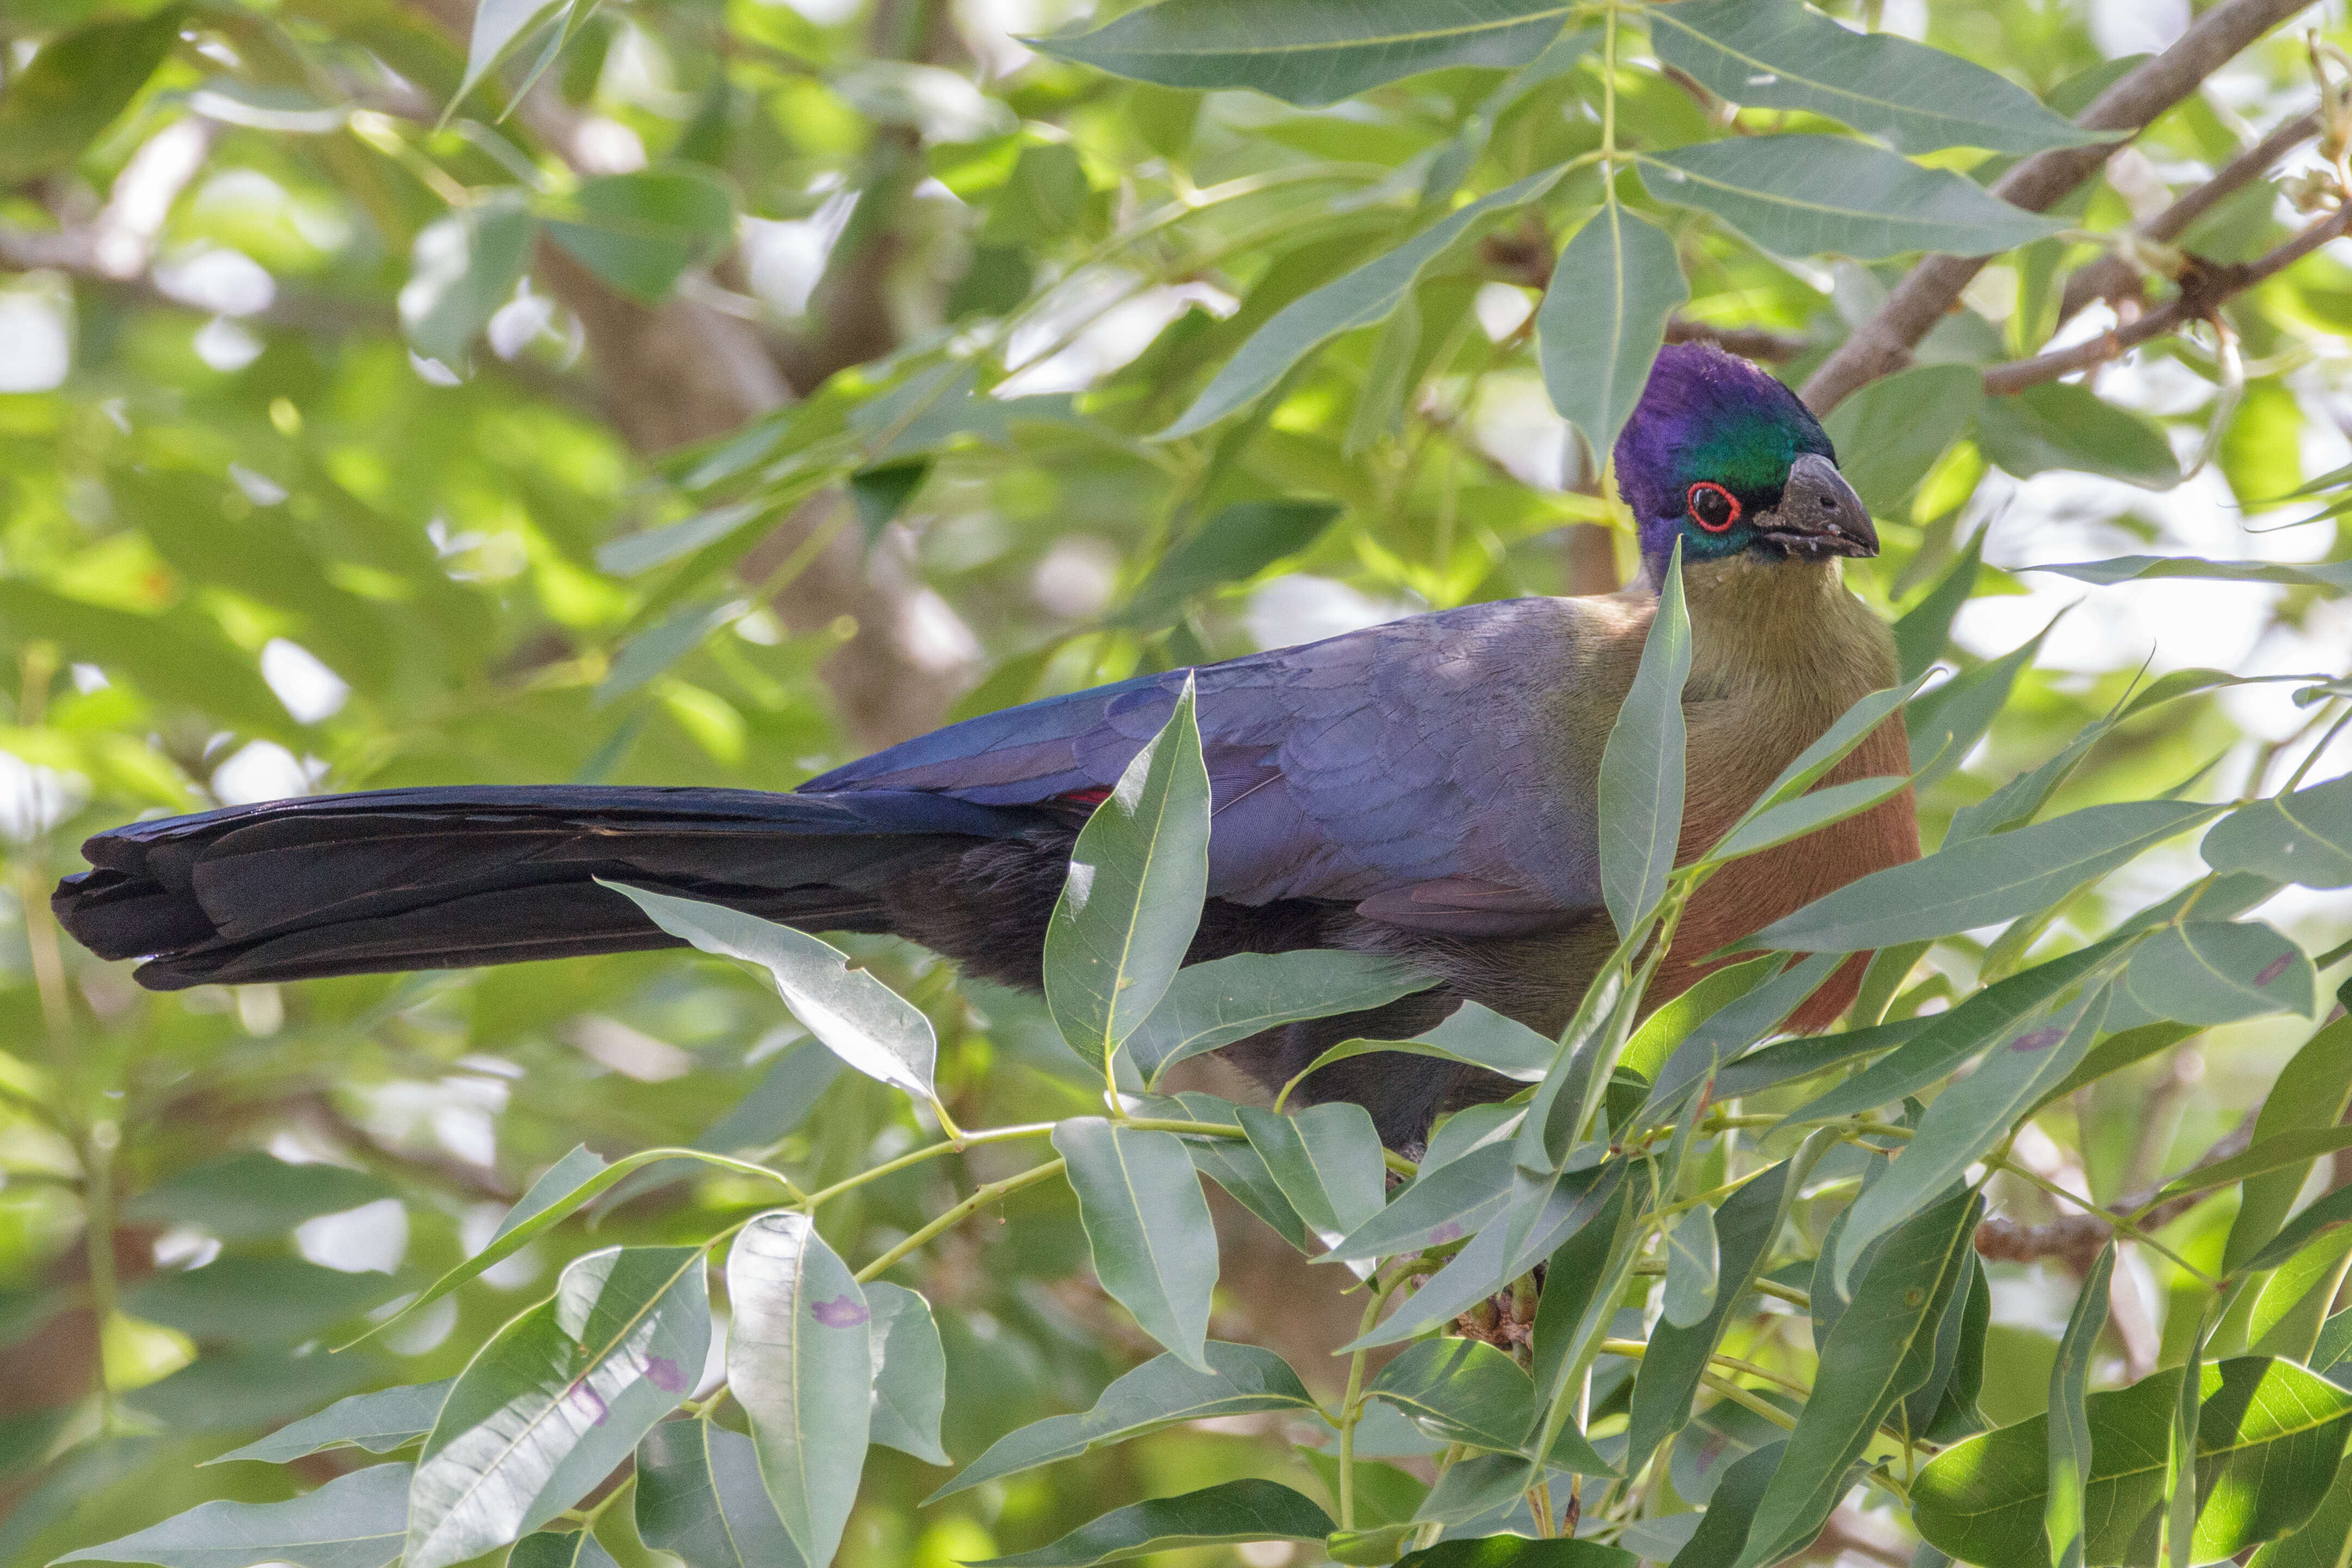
xmin=1614 ymin=343 xmax=1877 ymax=577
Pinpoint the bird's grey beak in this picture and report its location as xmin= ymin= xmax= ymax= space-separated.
xmin=1760 ymin=452 xmax=1877 ymax=560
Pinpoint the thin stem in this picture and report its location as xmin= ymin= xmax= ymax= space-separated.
xmin=853 ymin=1158 xmax=1066 ymax=1283
xmin=1336 ymin=1266 xmax=1407 ymax=1531
xmin=799 ymin=1122 xmax=1055 ymax=1210
xmin=1998 ymin=1157 xmax=2214 ymax=1283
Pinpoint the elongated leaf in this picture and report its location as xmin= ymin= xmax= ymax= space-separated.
xmin=1296 ymin=1002 xmax=1560 ymax=1090
xmin=1893 ymin=530 xmax=1987 ymax=684
xmin=1622 ymin=957 xmax=1777 ymax=1085
xmin=1833 ymin=986 xmax=2108 ymax=1296
xmin=455 ymin=0 xmax=568 ymax=110
xmin=1907 ymin=627 xmax=2047 ymax=787
xmin=406 ymin=1247 xmax=709 ymax=1568
xmin=1668 ymin=1441 xmax=1783 ymax=1568
xmin=400 ymin=195 xmax=536 ymax=368
xmin=1789 ymin=934 xmax=2130 ymax=1123
xmin=1915 ymin=1357 xmax=2352 ymax=1568
xmin=2244 ymin=1182 xmax=2352 ymax=1276
xmin=2227 ymin=1018 xmax=2352 ymax=1271
xmin=725 ymin=1211 xmax=871 ymax=1567
xmin=1127 ymin=950 xmax=1433 ymax=1083
xmin=1053 ymin=1119 xmax=1219 ymax=1369
xmin=125 ymin=1257 xmax=397 ymax=1346
xmin=1734 ymin=1191 xmax=1981 ymax=1568
xmin=1238 ymin=1103 xmax=1385 ymax=1272
xmin=1640 ymin=136 xmax=2065 ymax=260
xmin=2047 ymin=1246 xmax=2115 ymax=1568
xmin=125 ymin=1153 xmax=392 ymax=1241
xmin=596 ymin=1043 xmax=845 ymax=1212
xmin=543 ymin=167 xmax=738 ymax=305
xmin=509 ymin=1529 xmax=622 ymax=1568
xmin=1702 ymin=774 xmax=1912 ymax=866
xmin=211 ymin=1380 xmax=454 ymax=1466
xmin=1752 ymin=674 xmax=1935 ymax=820
xmin=1401 ymin=1542 xmax=1635 ymax=1568
xmin=58 ymin=1462 xmax=413 ymax=1568
xmin=1642 ymin=951 xmax=1844 ymax=1121
xmin=1123 ymin=501 xmax=1345 ymax=620
xmin=1325 ymin=1142 xmax=1514 ymax=1262
xmin=635 ymin=1420 xmax=803 ymax=1568
xmin=0 ymin=10 xmax=186 ymax=183
xmin=1627 ymin=1159 xmax=1803 ymax=1476
xmin=496 ymin=1145 xmax=610 ymax=1244
xmin=606 ymin=883 xmax=942 ymax=1104
xmin=1708 ymin=1016 xmax=1924 ymax=1102
xmin=928 ymin=1343 xmax=1315 ymax=1501
xmin=1979 ymin=383 xmax=2180 ymax=489
xmin=1662 ymin=1203 xmax=1721 ymax=1329
xmin=1601 ymin=543 xmax=1691 ymax=938
xmin=1162 ymin=169 xmax=1564 ymax=438
xmin=2030 ymin=556 xmax=2352 ymax=592
xmin=2250 ymin=1454 xmax=2352 ymax=1568
xmin=1650 ymin=0 xmax=2104 ymax=155
xmin=971 ymin=1479 xmax=1332 ymax=1567
xmin=2122 ymin=920 xmax=2317 ymax=1025
xmin=1367 ymin=1337 xmax=1539 ymax=1453
xmin=1539 ymin=204 xmax=1688 ymax=458
xmin=2204 ymin=773 xmax=2352 ymax=889
xmin=2155 ymin=1126 xmax=2352 ymax=1206
xmin=1186 ymin=1136 xmax=1314 ymax=1250
xmin=1043 ymin=679 xmax=1211 ymax=1063
xmin=1031 ymin=1 xmax=1570 ymax=106
xmin=1753 ymin=801 xmax=2221 ymax=954
xmin=1825 ymin=365 xmax=1986 ymax=519
xmin=862 ymin=1282 xmax=949 ymax=1467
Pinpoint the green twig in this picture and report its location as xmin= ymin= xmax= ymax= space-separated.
xmin=854 ymin=1158 xmax=1067 ymax=1283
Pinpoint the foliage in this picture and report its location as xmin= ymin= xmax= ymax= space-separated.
xmin=2 ymin=1 xmax=2352 ymax=1566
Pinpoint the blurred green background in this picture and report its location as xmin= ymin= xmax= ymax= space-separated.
xmin=2 ymin=0 xmax=2350 ymax=1562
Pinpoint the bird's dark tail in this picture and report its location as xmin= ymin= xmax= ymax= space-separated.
xmin=53 ymin=786 xmax=1046 ymax=991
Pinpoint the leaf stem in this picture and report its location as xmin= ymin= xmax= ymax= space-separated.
xmin=1336 ymin=1266 xmax=1408 ymax=1531
xmin=853 ymin=1158 xmax=1067 ymax=1283
xmin=1993 ymin=1155 xmax=2214 ymax=1282
xmin=799 ymin=1121 xmax=1056 ymax=1210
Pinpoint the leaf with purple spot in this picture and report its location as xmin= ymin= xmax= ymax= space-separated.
xmin=2119 ymin=920 xmax=2317 ymax=1027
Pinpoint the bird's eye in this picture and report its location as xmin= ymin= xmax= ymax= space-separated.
xmin=1686 ymin=482 xmax=1740 ymax=533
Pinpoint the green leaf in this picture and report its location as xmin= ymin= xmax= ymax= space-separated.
xmin=2029 ymin=557 xmax=2352 ymax=593
xmin=400 ymin=195 xmax=536 ymax=369
xmin=864 ymin=1282 xmax=949 ymax=1467
xmin=849 ymin=460 xmax=931 ymax=550
xmin=1649 ymin=0 xmax=2106 ymax=155
xmin=1788 ymin=934 xmax=2132 ymax=1122
xmin=1123 ymin=501 xmax=1346 ymax=621
xmin=634 ymin=1419 xmax=803 ymax=1568
xmin=2046 ymin=1245 xmax=2115 ymax=1568
xmin=543 ymin=167 xmax=738 ymax=305
xmin=1752 ymin=801 xmax=2221 ymax=954
xmin=2226 ymin=1017 xmax=2352 ymax=1272
xmin=1052 ymin=1119 xmax=1220 ymax=1369
xmin=1160 ymin=169 xmax=1565 ymax=438
xmin=1030 ymin=1 xmax=1573 ymax=107
xmin=1830 ymin=987 xmax=2108 ymax=1294
xmin=1398 ymin=1538 xmax=1636 ymax=1566
xmin=1641 ymin=951 xmax=1844 ymax=1121
xmin=1538 ymin=204 xmax=1688 ymax=459
xmin=1639 ymin=136 xmax=2065 ymax=260
xmin=969 ymin=1479 xmax=1333 ymax=1566
xmin=211 ymin=1380 xmax=455 ymax=1466
xmin=1699 ymin=773 xmax=1913 ymax=867
xmin=1706 ymin=1016 xmax=1926 ymax=1102
xmin=508 ymin=1528 xmax=624 ymax=1568
xmin=1665 ymin=1441 xmax=1782 ymax=1568
xmin=124 ymin=1257 xmax=400 ymax=1345
xmin=927 ymin=1343 xmax=1316 ymax=1502
xmin=1325 ymin=1142 xmax=1514 ymax=1263
xmin=455 ymin=0 xmax=569 ymax=111
xmin=406 ymin=1247 xmax=710 ymax=1568
xmin=1662 ymin=1203 xmax=1721 ymax=1329
xmin=603 ymin=882 xmax=941 ymax=1106
xmin=1979 ymin=382 xmax=2181 ymax=489
xmin=0 ymin=9 xmax=185 ymax=183
xmin=1732 ymin=1190 xmax=1981 ymax=1568
xmin=497 ymin=1145 xmax=611 ymax=1245
xmin=123 ymin=1153 xmax=392 ymax=1241
xmin=1893 ymin=530 xmax=1987 ymax=684
xmin=1906 ymin=625 xmax=2047 ymax=788
xmin=1126 ymin=950 xmax=1434 ymax=1084
xmin=597 ymin=1043 xmax=845 ymax=1212
xmin=2204 ymin=773 xmax=2352 ymax=889
xmin=1601 ymin=543 xmax=1691 ymax=939
xmin=2250 ymin=1452 xmax=2352 ymax=1568
xmin=1238 ymin=1103 xmax=1386 ymax=1270
xmin=1621 ymin=955 xmax=1778 ymax=1085
xmin=1292 ymin=1002 xmax=1560 ymax=1089
xmin=1625 ymin=1157 xmax=1811 ymax=1477
xmin=1043 ymin=677 xmax=1212 ymax=1065
xmin=2242 ymin=1182 xmax=2352 ymax=1276
xmin=724 ymin=1211 xmax=870 ymax=1567
xmin=1366 ymin=1337 xmax=1542 ymax=1454
xmin=56 ymin=1461 xmax=412 ymax=1568
xmin=2122 ymin=920 xmax=2317 ymax=1025
xmin=1186 ymin=1136 xmax=1315 ymax=1251
xmin=1822 ymin=364 xmax=1985 ymax=519
xmin=1915 ymin=1357 xmax=2352 ymax=1568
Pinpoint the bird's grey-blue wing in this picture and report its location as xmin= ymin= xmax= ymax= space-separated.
xmin=804 ymin=599 xmax=1606 ymax=931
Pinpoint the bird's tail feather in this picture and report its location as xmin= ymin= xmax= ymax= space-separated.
xmin=54 ymin=785 xmax=1043 ymax=991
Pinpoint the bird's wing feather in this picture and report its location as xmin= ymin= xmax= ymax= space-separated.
xmin=807 ymin=599 xmax=1621 ymax=926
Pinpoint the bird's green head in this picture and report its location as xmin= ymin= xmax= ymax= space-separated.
xmin=1613 ymin=342 xmax=1875 ymax=579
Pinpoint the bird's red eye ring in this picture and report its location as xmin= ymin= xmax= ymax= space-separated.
xmin=1686 ymin=482 xmax=1740 ymax=533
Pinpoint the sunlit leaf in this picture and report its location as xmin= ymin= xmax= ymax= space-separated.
xmin=1053 ymin=1118 xmax=1219 ymax=1369
xmin=2226 ymin=1017 xmax=2352 ymax=1272
xmin=1539 ymin=204 xmax=1687 ymax=459
xmin=1601 ymin=543 xmax=1690 ymax=938
xmin=1892 ymin=530 xmax=1987 ymax=684
xmin=210 ymin=1381 xmax=453 ymax=1466
xmin=0 ymin=10 xmax=186 ymax=182
xmin=1641 ymin=136 xmax=2066 ymax=260
xmin=400 ymin=195 xmax=536 ymax=370
xmin=2046 ymin=1245 xmax=2115 ymax=1568
xmin=1979 ymin=383 xmax=2181 ymax=489
xmin=406 ymin=1247 xmax=709 ymax=1568
xmin=724 ymin=1211 xmax=870 ymax=1567
xmin=544 ymin=167 xmax=739 ymax=305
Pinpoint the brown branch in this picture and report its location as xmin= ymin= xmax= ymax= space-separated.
xmin=1974 ymin=1106 xmax=2257 ymax=1268
xmin=2058 ymin=109 xmax=2322 ymax=323
xmin=1982 ymin=200 xmax=2352 ymax=395
xmin=1802 ymin=0 xmax=2320 ymax=414
xmin=1663 ymin=315 xmax=1808 ymax=362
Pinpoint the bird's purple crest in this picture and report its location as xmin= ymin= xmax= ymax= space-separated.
xmin=1613 ymin=342 xmax=1867 ymax=576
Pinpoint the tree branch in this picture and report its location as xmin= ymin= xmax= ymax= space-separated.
xmin=1981 ymin=200 xmax=2352 ymax=395
xmin=2056 ymin=109 xmax=2321 ymax=324
xmin=1974 ymin=1108 xmax=2258 ymax=1268
xmin=1802 ymin=0 xmax=2319 ymax=414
